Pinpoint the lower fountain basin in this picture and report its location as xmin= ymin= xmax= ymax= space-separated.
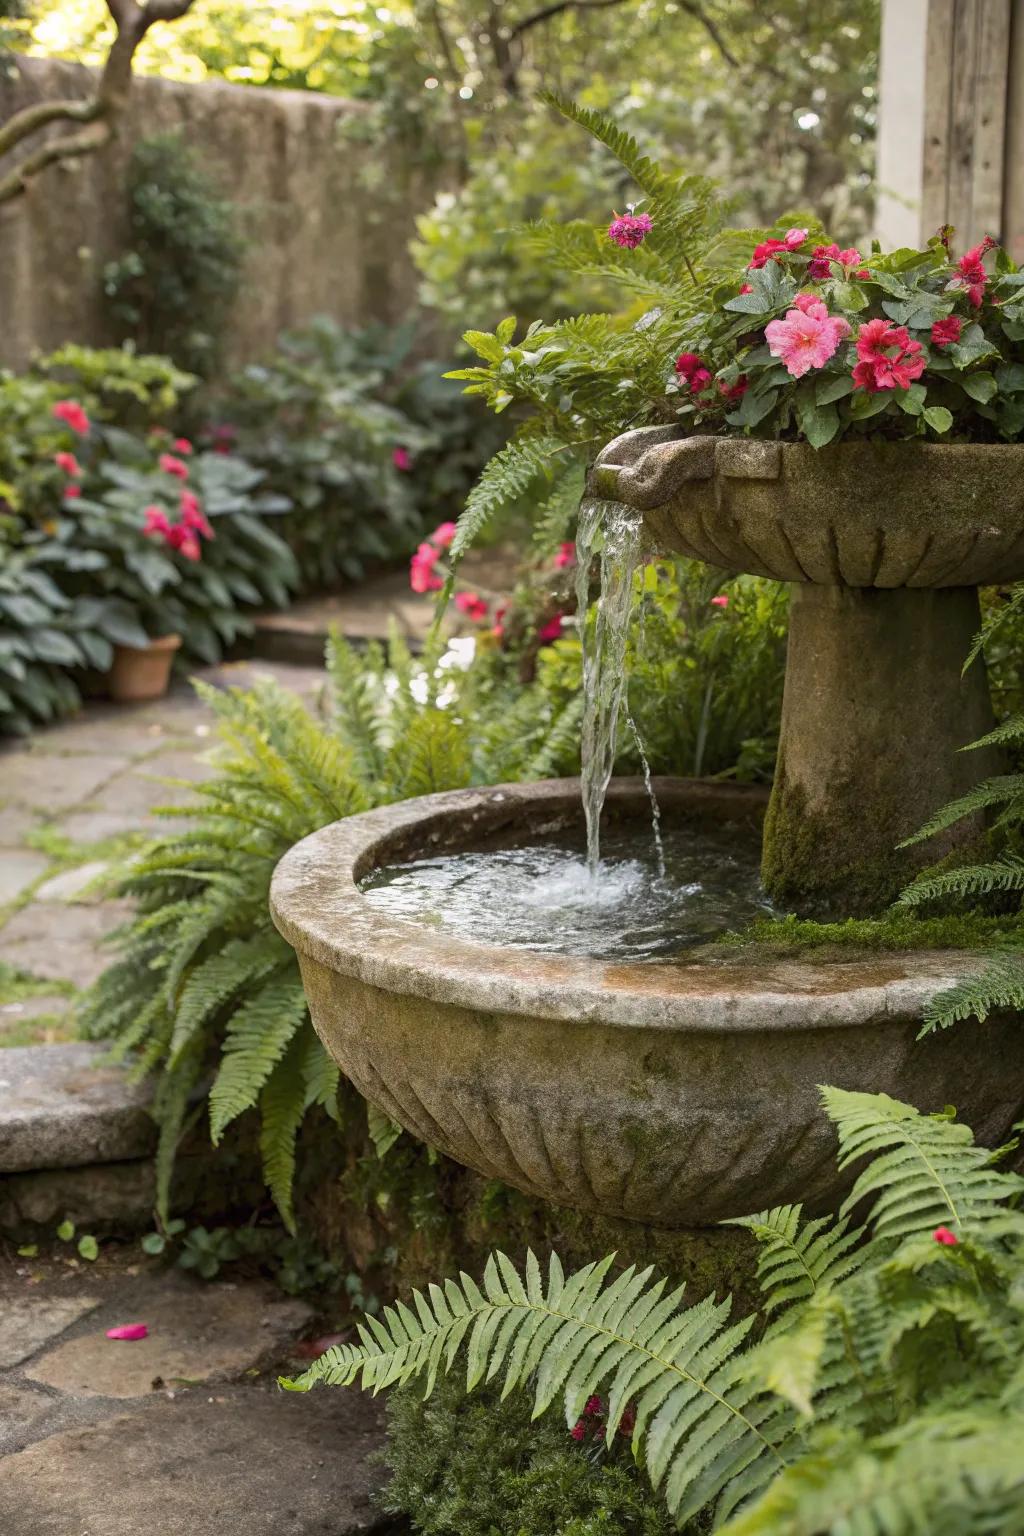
xmin=270 ymin=778 xmax=1024 ymax=1227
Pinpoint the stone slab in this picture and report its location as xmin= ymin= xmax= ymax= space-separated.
xmin=25 ymin=1277 xmax=311 ymax=1398
xmin=85 ymin=751 xmax=212 ymax=817
xmin=0 ymin=900 xmax=135 ymax=987
xmin=0 ymin=1385 xmax=389 ymax=1535
xmin=33 ymin=862 xmax=111 ymax=905
xmin=0 ymin=753 xmax=130 ymax=814
xmin=0 ymin=850 xmax=48 ymax=905
xmin=0 ymin=1159 xmax=155 ymax=1230
xmin=0 ymin=1295 xmax=102 ymax=1369
xmin=24 ymin=711 xmax=195 ymax=759
xmin=0 ymin=806 xmax=37 ymax=845
xmin=57 ymin=810 xmax=155 ymax=844
xmin=0 ymin=1384 xmax=60 ymax=1454
xmin=0 ymin=1043 xmax=154 ymax=1174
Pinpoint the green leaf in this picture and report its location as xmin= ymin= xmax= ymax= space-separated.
xmin=797 ymin=399 xmax=840 ymax=449
xmin=896 ymin=381 xmax=927 ymax=416
xmin=495 ymin=317 xmax=517 ymax=346
xmin=78 ymin=1235 xmax=99 ymax=1261
xmin=141 ymin=1232 xmax=167 ymax=1256
xmin=961 ymin=371 xmax=997 ymax=403
xmin=922 ymin=405 xmax=953 ymax=433
xmin=56 ymin=1220 xmax=75 ymax=1242
xmin=462 ymin=330 xmax=505 ymax=363
xmin=815 ymin=374 xmax=854 ymax=405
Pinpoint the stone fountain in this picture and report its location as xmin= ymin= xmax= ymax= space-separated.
xmin=271 ymin=431 xmax=1024 ymax=1229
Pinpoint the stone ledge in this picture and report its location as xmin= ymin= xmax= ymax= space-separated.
xmin=0 ymin=1044 xmax=154 ymax=1174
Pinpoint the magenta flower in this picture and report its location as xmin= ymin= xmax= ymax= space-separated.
xmin=158 ymin=453 xmax=189 ymax=481
xmin=172 ymin=437 xmax=193 ymax=455
xmin=933 ymin=1226 xmax=958 ymax=1246
xmin=106 ymin=1324 xmax=149 ymax=1342
xmin=765 ymin=300 xmax=850 ymax=378
xmin=675 ymin=352 xmax=713 ymax=393
xmin=62 ymin=484 xmax=82 ymax=501
xmin=553 ymin=541 xmax=576 ymax=570
xmin=393 ymin=446 xmax=412 ymax=472
xmin=952 ymin=236 xmax=996 ymax=308
xmin=783 ymin=228 xmax=808 ymax=249
xmin=608 ymin=211 xmax=653 ymax=249
xmin=852 ymin=318 xmax=925 ymax=392
xmin=710 ymin=594 xmax=729 ymax=609
xmin=431 ymin=521 xmax=457 ymax=549
xmin=749 ymin=238 xmax=786 ymax=270
xmin=142 ymin=505 xmax=171 ymax=538
xmin=410 ymin=542 xmax=442 ymax=594
xmin=931 ymin=316 xmax=962 ymax=347
xmin=537 ymin=613 xmax=565 ymax=645
xmin=52 ymin=400 xmax=89 ymax=435
xmin=180 ymin=491 xmax=214 ymax=540
xmin=570 ymin=1422 xmax=586 ymax=1442
xmin=54 ymin=451 xmax=82 ymax=477
xmin=454 ymin=591 xmax=488 ymax=622
xmin=738 ymin=282 xmax=753 ymax=295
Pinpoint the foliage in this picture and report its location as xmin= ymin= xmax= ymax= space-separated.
xmin=220 ymin=318 xmax=506 ymax=589
xmin=103 ymin=133 xmax=243 ymax=377
xmin=288 ymin=1087 xmax=1024 ymax=1535
xmin=380 ymin=1372 xmax=677 ymax=1536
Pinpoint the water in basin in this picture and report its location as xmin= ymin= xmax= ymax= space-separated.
xmin=359 ymin=820 xmax=775 ymax=962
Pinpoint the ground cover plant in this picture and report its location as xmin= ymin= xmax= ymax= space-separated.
xmin=289 ymin=1087 xmax=1024 ymax=1535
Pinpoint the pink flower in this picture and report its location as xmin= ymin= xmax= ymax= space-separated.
xmin=492 ymin=603 xmax=507 ymax=640
xmin=410 ymin=542 xmax=443 ymax=594
xmin=52 ymin=400 xmax=89 ymax=435
xmin=180 ymin=491 xmax=213 ymax=540
xmin=710 ymin=594 xmax=729 ymax=608
xmin=765 ymin=302 xmax=851 ymax=378
xmin=393 ymin=446 xmax=412 ymax=472
xmin=738 ymin=282 xmax=753 ymax=295
xmin=454 ymin=592 xmax=488 ymax=622
xmin=179 ymin=535 xmax=202 ymax=562
xmin=431 ymin=521 xmax=457 ymax=549
xmin=54 ymin=451 xmax=82 ymax=477
xmin=783 ymin=227 xmax=808 ymax=250
xmin=172 ymin=437 xmax=193 ymax=455
xmin=553 ymin=542 xmax=576 ymax=570
xmin=675 ymin=352 xmax=712 ymax=393
xmin=570 ymin=1422 xmax=586 ymax=1442
xmin=106 ymin=1324 xmax=149 ymax=1342
xmin=793 ymin=292 xmax=828 ymax=317
xmin=854 ymin=267 xmax=871 ymax=280
xmin=158 ymin=453 xmax=189 ymax=480
xmin=931 ymin=316 xmax=962 ymax=347
xmin=749 ymin=237 xmax=787 ymax=270
xmin=608 ymin=211 xmax=653 ymax=249
xmin=933 ymin=1226 xmax=958 ymax=1246
xmin=852 ymin=319 xmax=925 ymax=392
xmin=537 ymin=613 xmax=565 ymax=645
xmin=142 ymin=505 xmax=171 ymax=538
xmin=718 ymin=375 xmax=748 ymax=403
xmin=953 ymin=236 xmax=996 ymax=308
xmin=62 ymin=484 xmax=82 ymax=501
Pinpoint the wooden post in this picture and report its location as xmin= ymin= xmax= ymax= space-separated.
xmin=876 ymin=0 xmax=1021 ymax=255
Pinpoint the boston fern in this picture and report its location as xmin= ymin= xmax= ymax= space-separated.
xmin=81 ymin=628 xmax=583 ymax=1227
xmin=286 ymin=1088 xmax=1024 ymax=1534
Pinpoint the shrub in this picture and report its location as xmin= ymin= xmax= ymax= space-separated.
xmin=103 ymin=132 xmax=243 ymax=377
xmin=289 ymin=1087 xmax=1024 ymax=1536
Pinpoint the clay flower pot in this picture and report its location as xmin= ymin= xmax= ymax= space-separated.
xmin=107 ymin=633 xmax=182 ymax=704
xmin=591 ymin=431 xmax=1024 ymax=914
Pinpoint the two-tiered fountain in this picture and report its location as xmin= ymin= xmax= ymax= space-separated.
xmin=272 ymin=430 xmax=1024 ymax=1229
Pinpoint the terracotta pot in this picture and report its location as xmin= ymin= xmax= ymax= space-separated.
xmin=107 ymin=633 xmax=182 ymax=703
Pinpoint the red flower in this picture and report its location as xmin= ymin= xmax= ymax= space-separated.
xmin=618 ymin=1404 xmax=637 ymax=1438
xmin=675 ymin=352 xmax=712 ymax=393
xmin=806 ymin=243 xmax=840 ymax=279
xmin=608 ymin=212 xmax=653 ymax=249
xmin=52 ymin=400 xmax=90 ymax=435
xmin=180 ymin=491 xmax=213 ymax=540
xmin=492 ymin=603 xmax=508 ymax=641
xmin=553 ymin=541 xmax=576 ymax=570
xmin=454 ymin=591 xmax=488 ymax=622
xmin=854 ymin=267 xmax=871 ymax=280
xmin=431 ymin=521 xmax=457 ymax=549
xmin=933 ymin=1226 xmax=958 ymax=1246
xmin=410 ymin=542 xmax=442 ymax=594
xmin=931 ymin=316 xmax=962 ymax=347
xmin=852 ymin=318 xmax=925 ymax=392
xmin=953 ymin=236 xmax=996 ymax=308
xmin=738 ymin=282 xmax=753 ymax=295
xmin=749 ymin=237 xmax=787 ymax=270
xmin=537 ymin=613 xmax=565 ymax=645
xmin=54 ymin=451 xmax=82 ymax=478
xmin=570 ymin=1422 xmax=586 ymax=1442
xmin=172 ymin=437 xmax=193 ymax=455
xmin=158 ymin=453 xmax=189 ymax=480
xmin=62 ymin=484 xmax=82 ymax=501
xmin=179 ymin=534 xmax=202 ymax=562
xmin=710 ymin=594 xmax=729 ymax=608
xmin=584 ymin=1395 xmax=603 ymax=1416
xmin=718 ymin=375 xmax=748 ymax=403
xmin=393 ymin=446 xmax=412 ymax=472
xmin=143 ymin=505 xmax=171 ymax=538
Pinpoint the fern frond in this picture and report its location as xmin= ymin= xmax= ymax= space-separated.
xmin=921 ymin=950 xmax=1024 ymax=1031
xmin=168 ymin=934 xmax=288 ymax=1067
xmin=725 ymin=1205 xmax=864 ymax=1314
xmin=326 ymin=627 xmax=388 ymax=786
xmin=367 ymin=1102 xmax=403 ymax=1160
xmin=260 ymin=1028 xmax=309 ymax=1234
xmin=208 ymin=975 xmax=308 ymax=1142
xmin=823 ymin=1087 xmax=1024 ymax=1242
xmin=447 ymin=428 xmax=569 ymax=570
xmin=896 ymin=854 xmax=1024 ymax=908
xmin=381 ymin=708 xmax=472 ymax=800
xmin=284 ymin=1247 xmax=790 ymax=1525
xmin=899 ymin=775 xmax=1024 ymax=847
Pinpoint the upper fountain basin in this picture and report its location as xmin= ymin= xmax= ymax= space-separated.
xmin=591 ymin=428 xmax=1024 ymax=587
xmin=270 ymin=778 xmax=1024 ymax=1227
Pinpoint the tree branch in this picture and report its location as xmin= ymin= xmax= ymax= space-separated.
xmin=0 ymin=0 xmax=196 ymax=206
xmin=674 ymin=1 xmax=741 ymax=69
xmin=507 ymin=0 xmax=634 ymax=45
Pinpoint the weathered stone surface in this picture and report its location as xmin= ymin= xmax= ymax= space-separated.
xmin=0 ymin=850 xmax=48 ymax=904
xmin=0 ymin=1043 xmax=153 ymax=1174
xmin=0 ymin=1160 xmax=155 ymax=1230
xmin=0 ymin=1295 xmax=102 ymax=1369
xmin=25 ymin=1275 xmax=311 ymax=1398
xmin=33 ymin=861 xmax=111 ymax=905
xmin=271 ymin=779 xmax=1024 ymax=1227
xmin=0 ymin=752 xmax=130 ymax=813
xmin=0 ymin=1385 xmax=389 ymax=1535
xmin=0 ymin=805 xmax=38 ymax=845
xmin=0 ymin=900 xmax=135 ymax=987
xmin=85 ymin=750 xmax=213 ymax=817
xmin=0 ymin=996 xmax=70 ymax=1028
xmin=57 ymin=810 xmax=155 ymax=844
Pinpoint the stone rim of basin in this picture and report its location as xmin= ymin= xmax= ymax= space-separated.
xmin=270 ymin=777 xmax=979 ymax=1033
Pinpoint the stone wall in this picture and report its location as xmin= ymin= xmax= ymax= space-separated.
xmin=0 ymin=56 xmax=430 ymax=372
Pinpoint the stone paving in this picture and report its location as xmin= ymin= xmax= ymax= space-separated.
xmin=0 ymin=659 xmax=329 ymax=1037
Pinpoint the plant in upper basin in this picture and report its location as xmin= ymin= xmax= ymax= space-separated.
xmin=286 ymin=1087 xmax=1024 ymax=1536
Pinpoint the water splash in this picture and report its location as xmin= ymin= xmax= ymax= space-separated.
xmin=625 ymin=706 xmax=666 ymax=879
xmin=575 ymin=498 xmax=645 ymax=874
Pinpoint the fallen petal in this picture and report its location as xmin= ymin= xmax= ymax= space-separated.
xmin=106 ymin=1324 xmax=149 ymax=1341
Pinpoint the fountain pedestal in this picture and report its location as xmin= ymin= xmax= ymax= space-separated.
xmin=592 ymin=431 xmax=1024 ymax=914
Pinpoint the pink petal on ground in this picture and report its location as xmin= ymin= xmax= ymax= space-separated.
xmin=106 ymin=1324 xmax=149 ymax=1341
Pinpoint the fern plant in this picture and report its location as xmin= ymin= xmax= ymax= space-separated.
xmin=286 ymin=1087 xmax=1024 ymax=1535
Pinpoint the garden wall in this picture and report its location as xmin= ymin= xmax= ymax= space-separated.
xmin=0 ymin=56 xmax=429 ymax=371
